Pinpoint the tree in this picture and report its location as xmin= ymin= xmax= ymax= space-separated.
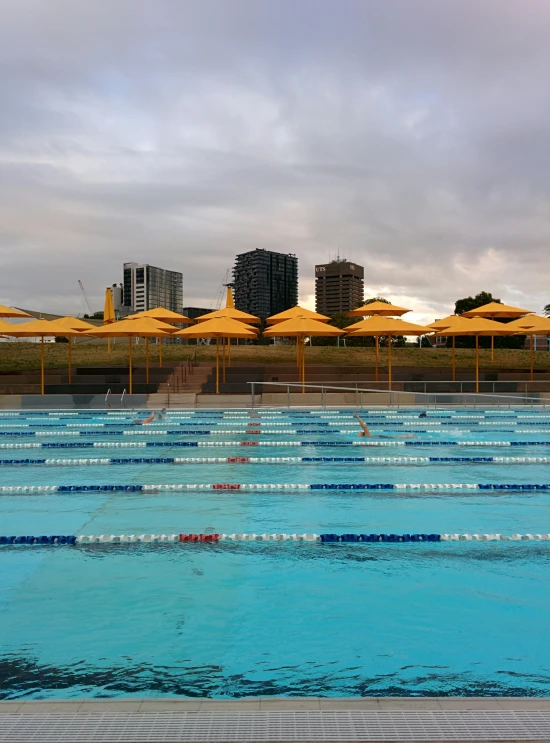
xmin=544 ymin=304 xmax=550 ymax=317
xmin=454 ymin=291 xmax=500 ymax=316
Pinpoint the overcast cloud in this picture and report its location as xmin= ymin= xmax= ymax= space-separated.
xmin=1 ymin=0 xmax=550 ymax=323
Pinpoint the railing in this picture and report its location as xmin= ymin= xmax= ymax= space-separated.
xmin=248 ymin=381 xmax=548 ymax=409
xmin=121 ymin=388 xmax=127 ymax=408
xmin=104 ymin=389 xmax=111 ymax=408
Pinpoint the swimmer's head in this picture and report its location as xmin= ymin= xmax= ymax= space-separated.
xmin=358 ymin=431 xmax=365 ymax=437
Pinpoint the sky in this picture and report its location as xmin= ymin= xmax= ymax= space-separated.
xmin=1 ymin=0 xmax=550 ymax=324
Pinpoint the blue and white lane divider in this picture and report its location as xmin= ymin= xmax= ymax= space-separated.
xmin=5 ymin=420 xmax=550 ymax=429
xmin=2 ymin=532 xmax=550 ymax=546
xmin=2 ymin=482 xmax=550 ymax=494
xmin=2 ymin=440 xmax=550 ymax=450
xmin=3 ymin=428 xmax=550 ymax=437
xmin=1 ymin=456 xmax=550 ymax=467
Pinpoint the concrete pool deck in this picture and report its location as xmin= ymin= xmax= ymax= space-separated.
xmin=3 ymin=699 xmax=550 ymax=742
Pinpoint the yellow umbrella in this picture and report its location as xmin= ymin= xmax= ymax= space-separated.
xmin=505 ymin=316 xmax=550 ymax=381
xmin=0 ymin=305 xmax=32 ymax=319
xmin=434 ymin=317 xmax=514 ymax=393
xmin=346 ymin=302 xmax=411 ymax=379
xmin=346 ymin=301 xmax=411 ymax=317
xmin=345 ymin=317 xmax=427 ymax=390
xmin=86 ymin=317 xmax=171 ymax=393
xmin=128 ymin=308 xmax=193 ymax=367
xmin=425 ymin=315 xmax=469 ymax=382
xmin=461 ymin=302 xmax=532 ymax=361
xmin=6 ymin=319 xmax=81 ymax=394
xmin=174 ymin=317 xmax=258 ymax=394
xmin=55 ymin=316 xmax=95 ymax=384
xmin=266 ymin=306 xmax=330 ymax=325
xmin=103 ymin=287 xmax=116 ymax=354
xmin=263 ymin=316 xmax=344 ymax=392
xmin=196 ymin=294 xmax=260 ymax=372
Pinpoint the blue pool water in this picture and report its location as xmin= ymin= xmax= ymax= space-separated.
xmin=0 ymin=407 xmax=550 ymax=699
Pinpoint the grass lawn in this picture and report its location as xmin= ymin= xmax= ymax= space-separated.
xmin=1 ymin=340 xmax=549 ymax=374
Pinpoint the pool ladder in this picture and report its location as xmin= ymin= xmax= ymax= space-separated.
xmin=104 ymin=389 xmax=111 ymax=408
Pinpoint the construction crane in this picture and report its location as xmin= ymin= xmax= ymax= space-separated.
xmin=77 ymin=280 xmax=93 ymax=315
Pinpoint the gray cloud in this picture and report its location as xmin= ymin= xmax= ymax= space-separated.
xmin=1 ymin=0 xmax=550 ymax=321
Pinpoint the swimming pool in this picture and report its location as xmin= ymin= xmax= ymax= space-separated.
xmin=0 ymin=407 xmax=549 ymax=700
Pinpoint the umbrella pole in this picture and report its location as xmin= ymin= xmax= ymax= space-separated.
xmin=228 ymin=337 xmax=231 ymax=367
xmin=530 ymin=334 xmax=534 ymax=381
xmin=375 ymin=337 xmax=379 ymax=382
xmin=452 ymin=337 xmax=456 ymax=382
xmin=159 ymin=337 xmax=163 ymax=368
xmin=216 ymin=337 xmax=219 ymax=394
xmin=475 ymin=336 xmax=479 ymax=394
xmin=41 ymin=336 xmax=45 ymax=395
xmin=108 ymin=338 xmax=111 ymax=354
xmin=222 ymin=337 xmax=226 ymax=383
xmin=491 ymin=335 xmax=494 ymax=362
xmin=388 ymin=335 xmax=392 ymax=391
xmin=302 ymin=336 xmax=305 ymax=393
xmin=68 ymin=336 xmax=72 ymax=385
xmin=129 ymin=336 xmax=133 ymax=395
xmin=146 ymin=337 xmax=149 ymax=384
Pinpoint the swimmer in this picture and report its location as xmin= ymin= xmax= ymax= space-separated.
xmin=354 ymin=412 xmax=371 ymax=437
xmin=419 ymin=411 xmax=427 ymax=418
xmin=354 ymin=412 xmax=417 ymax=440
xmin=133 ymin=409 xmax=165 ymax=425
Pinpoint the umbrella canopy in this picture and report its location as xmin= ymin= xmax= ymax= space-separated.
xmin=264 ymin=317 xmax=343 ymax=392
xmin=426 ymin=315 xmax=463 ymax=330
xmin=55 ymin=316 xmax=95 ymax=332
xmin=196 ymin=307 xmax=261 ymax=324
xmin=129 ymin=307 xmax=194 ymax=324
xmin=266 ymin=306 xmax=330 ymax=325
xmin=174 ymin=316 xmax=258 ymax=394
xmin=103 ymin=288 xmax=116 ymax=325
xmin=7 ymin=319 xmax=81 ymax=394
xmin=174 ymin=316 xmax=258 ymax=339
xmin=504 ymin=315 xmax=550 ymax=330
xmin=461 ymin=301 xmax=532 ymax=319
xmin=87 ymin=318 xmax=172 ymax=393
xmin=0 ymin=305 xmax=32 ymax=319
xmin=434 ymin=317 xmax=514 ymax=392
xmin=345 ymin=317 xmax=426 ymax=389
xmin=263 ymin=316 xmax=343 ymax=337
xmin=347 ymin=301 xmax=410 ymax=318
xmin=0 ymin=319 xmax=17 ymax=334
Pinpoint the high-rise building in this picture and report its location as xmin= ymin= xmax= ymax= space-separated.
xmin=315 ymin=259 xmax=364 ymax=316
xmin=233 ymin=249 xmax=298 ymax=320
xmin=123 ymin=263 xmax=183 ymax=313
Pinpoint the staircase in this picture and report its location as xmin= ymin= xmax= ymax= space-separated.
xmin=148 ymin=361 xmax=214 ymax=408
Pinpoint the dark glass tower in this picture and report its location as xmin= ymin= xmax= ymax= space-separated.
xmin=233 ymin=249 xmax=298 ymax=320
xmin=315 ymin=259 xmax=364 ymax=316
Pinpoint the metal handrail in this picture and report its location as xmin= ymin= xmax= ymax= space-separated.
xmin=104 ymin=388 xmax=111 ymax=406
xmin=247 ymin=381 xmax=548 ymax=409
xmin=121 ymin=388 xmax=127 ymax=408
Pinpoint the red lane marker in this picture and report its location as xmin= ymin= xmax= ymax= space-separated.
xmin=179 ymin=534 xmax=188 ymax=542
xmin=247 ymin=429 xmax=261 ymax=434
xmin=199 ymin=533 xmax=220 ymax=542
xmin=212 ymin=483 xmax=241 ymax=490
xmin=227 ymin=457 xmax=250 ymax=463
xmin=241 ymin=441 xmax=259 ymax=446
